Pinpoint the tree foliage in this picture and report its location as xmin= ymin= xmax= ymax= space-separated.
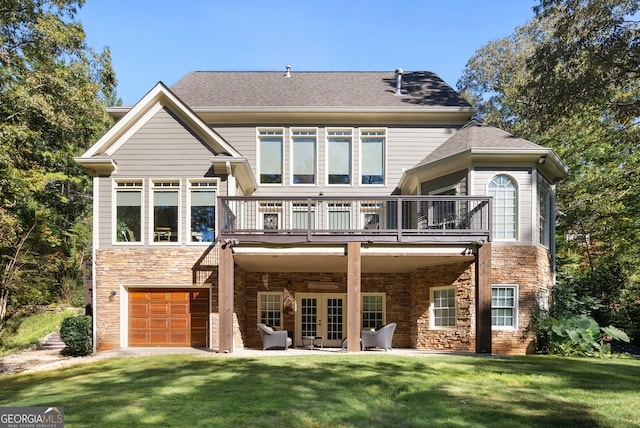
xmin=0 ymin=0 xmax=115 ymax=325
xmin=458 ymin=0 xmax=640 ymax=342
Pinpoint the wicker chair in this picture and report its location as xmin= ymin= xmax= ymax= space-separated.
xmin=361 ymin=323 xmax=396 ymax=351
xmin=257 ymin=323 xmax=292 ymax=350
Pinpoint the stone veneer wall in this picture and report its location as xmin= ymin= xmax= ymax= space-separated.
xmin=410 ymin=262 xmax=476 ymax=352
xmin=490 ymin=245 xmax=553 ymax=355
xmin=94 ymin=247 xmax=245 ymax=351
xmin=95 ymin=245 xmax=552 ymax=355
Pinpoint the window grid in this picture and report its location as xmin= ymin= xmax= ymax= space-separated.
xmin=151 ymin=180 xmax=180 ymax=243
xmin=292 ymin=129 xmax=317 ymax=185
xmin=432 ymin=287 xmax=456 ymax=328
xmin=489 ymin=175 xmax=517 ymax=240
xmin=492 ymin=285 xmax=517 ymax=329
xmin=328 ymin=129 xmax=352 ymax=185
xmin=362 ymin=294 xmax=384 ymax=329
xmin=360 ymin=129 xmax=386 ymax=185
xmin=189 ymin=180 xmax=216 ymax=243
xmin=259 ymin=129 xmax=284 ymax=184
xmin=259 ymin=293 xmax=282 ymax=328
xmin=114 ymin=180 xmax=142 ymax=243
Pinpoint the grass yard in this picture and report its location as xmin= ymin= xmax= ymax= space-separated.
xmin=0 ymin=353 xmax=638 ymax=427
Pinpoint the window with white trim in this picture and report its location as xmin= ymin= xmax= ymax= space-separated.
xmin=488 ymin=175 xmax=517 ymax=240
xmin=258 ymin=292 xmax=283 ymax=328
xmin=362 ymin=293 xmax=385 ymax=329
xmin=538 ymin=181 xmax=551 ymax=248
xmin=361 ymin=129 xmax=385 ymax=185
xmin=151 ymin=181 xmax=180 ymax=243
xmin=189 ymin=180 xmax=216 ymax=243
xmin=259 ymin=129 xmax=283 ymax=184
xmin=328 ymin=129 xmax=352 ymax=185
xmin=431 ymin=287 xmax=456 ymax=328
xmin=292 ymin=129 xmax=316 ymax=184
xmin=114 ymin=180 xmax=142 ymax=243
xmin=492 ymin=285 xmax=518 ymax=329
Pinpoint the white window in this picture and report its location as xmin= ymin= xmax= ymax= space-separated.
xmin=539 ymin=288 xmax=549 ymax=312
xmin=328 ymin=202 xmax=352 ymax=230
xmin=328 ymin=129 xmax=352 ymax=185
xmin=431 ymin=287 xmax=456 ymax=328
xmin=258 ymin=292 xmax=283 ymax=328
xmin=492 ymin=285 xmax=518 ymax=329
xmin=362 ymin=293 xmax=385 ymax=329
xmin=292 ymin=129 xmax=316 ymax=184
xmin=151 ymin=181 xmax=180 ymax=243
xmin=189 ymin=180 xmax=216 ymax=243
xmin=361 ymin=129 xmax=385 ymax=185
xmin=259 ymin=129 xmax=283 ymax=184
xmin=114 ymin=180 xmax=142 ymax=243
xmin=488 ymin=175 xmax=517 ymax=240
xmin=538 ymin=182 xmax=551 ymax=248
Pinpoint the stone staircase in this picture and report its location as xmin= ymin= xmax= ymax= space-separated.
xmin=38 ymin=331 xmax=66 ymax=351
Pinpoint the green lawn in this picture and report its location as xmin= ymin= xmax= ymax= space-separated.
xmin=0 ymin=309 xmax=78 ymax=356
xmin=0 ymin=354 xmax=638 ymax=427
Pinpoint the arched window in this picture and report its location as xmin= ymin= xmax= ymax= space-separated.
xmin=488 ymin=175 xmax=517 ymax=239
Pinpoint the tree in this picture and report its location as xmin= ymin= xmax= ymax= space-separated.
xmin=0 ymin=0 xmax=115 ymax=325
xmin=458 ymin=0 xmax=640 ymax=342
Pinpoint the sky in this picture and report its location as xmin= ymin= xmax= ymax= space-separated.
xmin=77 ymin=0 xmax=538 ymax=106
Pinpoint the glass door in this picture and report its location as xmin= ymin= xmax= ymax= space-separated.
xmin=296 ymin=293 xmax=346 ymax=347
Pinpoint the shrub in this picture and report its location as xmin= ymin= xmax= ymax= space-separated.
xmin=547 ymin=315 xmax=629 ymax=358
xmin=60 ymin=315 xmax=92 ymax=356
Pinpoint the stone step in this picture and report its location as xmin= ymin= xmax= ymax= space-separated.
xmin=38 ymin=331 xmax=65 ymax=350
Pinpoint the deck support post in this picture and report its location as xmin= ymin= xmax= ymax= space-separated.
xmin=219 ymin=241 xmax=234 ymax=353
xmin=475 ymin=241 xmax=492 ymax=353
xmin=346 ymin=242 xmax=362 ymax=352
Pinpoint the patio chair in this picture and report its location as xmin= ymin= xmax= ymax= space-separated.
xmin=361 ymin=322 xmax=396 ymax=351
xmin=257 ymin=323 xmax=292 ymax=350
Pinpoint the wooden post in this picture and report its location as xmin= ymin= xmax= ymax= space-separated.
xmin=476 ymin=242 xmax=492 ymax=353
xmin=346 ymin=242 xmax=361 ymax=352
xmin=218 ymin=241 xmax=234 ymax=353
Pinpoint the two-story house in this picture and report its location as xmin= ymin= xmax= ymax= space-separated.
xmin=75 ymin=69 xmax=567 ymax=355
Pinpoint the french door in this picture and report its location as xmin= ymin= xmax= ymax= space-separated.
xmin=296 ymin=293 xmax=346 ymax=347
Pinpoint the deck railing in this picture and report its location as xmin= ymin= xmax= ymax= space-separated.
xmin=218 ymin=196 xmax=492 ymax=244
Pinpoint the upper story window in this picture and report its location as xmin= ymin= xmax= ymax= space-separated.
xmin=259 ymin=129 xmax=283 ymax=184
xmin=361 ymin=129 xmax=386 ymax=185
xmin=292 ymin=129 xmax=316 ymax=184
xmin=327 ymin=129 xmax=352 ymax=185
xmin=488 ymin=175 xmax=517 ymax=240
xmin=538 ymin=181 xmax=551 ymax=248
xmin=114 ymin=180 xmax=142 ymax=243
xmin=189 ymin=180 xmax=216 ymax=243
xmin=151 ymin=181 xmax=179 ymax=243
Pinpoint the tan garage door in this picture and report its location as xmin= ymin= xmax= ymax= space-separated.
xmin=129 ymin=288 xmax=209 ymax=347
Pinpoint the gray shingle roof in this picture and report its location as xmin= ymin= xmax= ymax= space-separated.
xmin=414 ymin=121 xmax=544 ymax=167
xmin=170 ymin=71 xmax=471 ymax=109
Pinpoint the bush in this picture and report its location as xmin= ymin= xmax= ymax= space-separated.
xmin=546 ymin=315 xmax=629 ymax=358
xmin=60 ymin=315 xmax=92 ymax=356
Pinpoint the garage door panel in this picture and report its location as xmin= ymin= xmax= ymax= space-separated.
xmin=129 ymin=288 xmax=209 ymax=347
xmin=169 ymin=317 xmax=189 ymax=329
xmin=130 ymin=318 xmax=149 ymax=329
xmin=130 ymin=303 xmax=149 ymax=315
xmin=150 ymin=303 xmax=169 ymax=315
xmin=170 ymin=303 xmax=188 ymax=314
